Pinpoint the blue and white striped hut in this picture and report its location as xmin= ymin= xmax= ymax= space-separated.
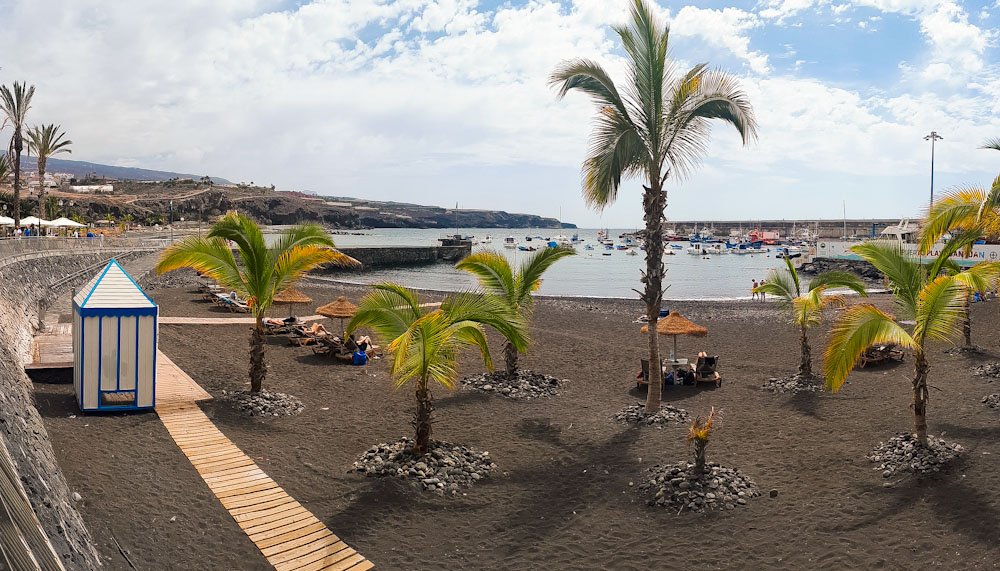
xmin=73 ymin=259 xmax=158 ymax=411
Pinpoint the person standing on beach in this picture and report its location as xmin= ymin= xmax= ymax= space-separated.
xmin=759 ymin=279 xmax=766 ymax=301
xmin=751 ymin=280 xmax=758 ymax=300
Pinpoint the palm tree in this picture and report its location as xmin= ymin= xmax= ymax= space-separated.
xmin=27 ymin=123 xmax=72 ymax=221
xmin=0 ymin=82 xmax=35 ymax=228
xmin=347 ymin=284 xmax=526 ymax=455
xmin=824 ymin=236 xmax=1000 ymax=446
xmin=156 ymin=211 xmax=358 ymax=392
xmin=550 ymin=0 xmax=757 ymax=410
xmin=756 ymin=257 xmax=867 ymax=378
xmin=941 ymin=258 xmax=991 ymax=348
xmin=455 ymin=247 xmax=574 ymax=376
xmin=919 ymin=139 xmax=1000 ymax=251
xmin=981 ymin=137 xmax=1000 ymax=152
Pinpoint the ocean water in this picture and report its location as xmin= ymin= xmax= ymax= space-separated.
xmin=320 ymin=228 xmax=787 ymax=301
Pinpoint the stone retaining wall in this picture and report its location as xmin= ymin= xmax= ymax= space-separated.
xmin=322 ymin=245 xmax=471 ymax=271
xmin=0 ymin=249 xmax=149 ymax=570
xmin=797 ymin=257 xmax=883 ymax=281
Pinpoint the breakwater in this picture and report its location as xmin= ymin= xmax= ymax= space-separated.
xmin=324 ymin=245 xmax=471 ymax=271
xmin=0 ymin=243 xmax=162 ymax=569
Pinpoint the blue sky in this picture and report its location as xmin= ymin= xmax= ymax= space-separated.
xmin=1 ymin=0 xmax=999 ymax=227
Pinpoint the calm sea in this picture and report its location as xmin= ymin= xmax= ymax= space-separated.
xmin=315 ymin=228 xmax=786 ymax=301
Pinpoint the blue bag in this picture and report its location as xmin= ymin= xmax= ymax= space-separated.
xmin=352 ymin=351 xmax=368 ymax=366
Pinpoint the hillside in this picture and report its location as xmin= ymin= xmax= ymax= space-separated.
xmin=5 ymin=154 xmax=232 ymax=184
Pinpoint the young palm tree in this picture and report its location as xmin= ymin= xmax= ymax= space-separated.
xmin=455 ymin=247 xmax=574 ymax=376
xmin=347 ymin=284 xmax=526 ymax=455
xmin=919 ymin=139 xmax=1000 ymax=251
xmin=0 ymin=82 xmax=35 ymax=228
xmin=550 ymin=0 xmax=757 ymax=410
xmin=156 ymin=211 xmax=358 ymax=392
xmin=756 ymin=257 xmax=867 ymax=378
xmin=27 ymin=124 xmax=72 ymax=221
xmin=824 ymin=236 xmax=1000 ymax=446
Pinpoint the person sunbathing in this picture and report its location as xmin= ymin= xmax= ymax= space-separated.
xmin=263 ymin=317 xmax=284 ymax=326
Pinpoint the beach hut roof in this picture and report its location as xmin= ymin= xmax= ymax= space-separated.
xmin=273 ymin=286 xmax=312 ymax=304
xmin=640 ymin=312 xmax=707 ymax=337
xmin=73 ymin=259 xmax=157 ymax=311
xmin=317 ymin=296 xmax=357 ymax=318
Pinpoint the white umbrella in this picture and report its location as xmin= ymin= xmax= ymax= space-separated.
xmin=48 ymin=217 xmax=86 ymax=228
xmin=20 ymin=216 xmax=54 ymax=227
xmin=0 ymin=216 xmax=13 ymax=226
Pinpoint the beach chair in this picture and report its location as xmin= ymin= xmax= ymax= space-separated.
xmin=694 ymin=356 xmax=722 ymax=387
xmin=858 ymin=344 xmax=904 ymax=368
xmin=635 ymin=359 xmax=676 ymax=390
xmin=312 ymin=337 xmax=353 ymax=361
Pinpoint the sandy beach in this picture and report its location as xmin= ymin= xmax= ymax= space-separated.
xmin=33 ymin=277 xmax=1000 ymax=570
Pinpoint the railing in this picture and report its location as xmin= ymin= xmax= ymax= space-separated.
xmin=0 ymin=237 xmax=170 ymax=267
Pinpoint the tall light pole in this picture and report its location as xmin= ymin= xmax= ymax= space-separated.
xmin=924 ymin=131 xmax=943 ymax=211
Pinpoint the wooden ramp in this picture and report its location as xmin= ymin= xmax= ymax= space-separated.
xmin=27 ymin=323 xmax=73 ymax=370
xmin=155 ymin=361 xmax=371 ymax=570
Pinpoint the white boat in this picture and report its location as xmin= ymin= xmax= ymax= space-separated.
xmin=554 ymin=234 xmax=572 ymax=245
xmin=626 ymin=249 xmax=638 ymax=256
xmin=503 ymin=236 xmax=517 ymax=249
xmin=480 ymin=235 xmax=493 ymax=245
xmin=687 ymin=243 xmax=726 ymax=256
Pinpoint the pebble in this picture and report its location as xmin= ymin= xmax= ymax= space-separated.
xmin=769 ymin=489 xmax=778 ymax=498
xmin=761 ymin=375 xmax=823 ymax=394
xmin=613 ymin=403 xmax=691 ymax=426
xmin=971 ymin=362 xmax=1000 ymax=379
xmin=982 ymin=394 xmax=1000 ymax=409
xmin=71 ymin=492 xmax=82 ymax=502
xmin=637 ymin=461 xmax=759 ymax=514
xmin=222 ymin=390 xmax=304 ymax=417
xmin=461 ymin=370 xmax=564 ymax=400
xmin=867 ymin=433 xmax=964 ymax=477
xmin=350 ymin=437 xmax=496 ymax=494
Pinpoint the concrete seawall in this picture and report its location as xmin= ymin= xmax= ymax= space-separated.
xmin=0 ymin=248 xmax=155 ymax=569
xmin=322 ymin=245 xmax=471 ymax=272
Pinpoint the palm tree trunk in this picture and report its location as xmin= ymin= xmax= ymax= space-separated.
xmin=798 ymin=324 xmax=812 ymax=378
xmin=503 ymin=341 xmax=518 ymax=377
xmin=963 ymin=298 xmax=972 ymax=347
xmin=248 ymin=318 xmax=266 ymax=393
xmin=12 ymin=133 xmax=22 ymax=227
xmin=643 ymin=181 xmax=665 ymax=411
xmin=36 ymin=160 xmax=45 ymax=222
xmin=693 ymin=440 xmax=707 ymax=476
xmin=912 ymin=350 xmax=929 ymax=446
xmin=413 ymin=379 xmax=433 ymax=456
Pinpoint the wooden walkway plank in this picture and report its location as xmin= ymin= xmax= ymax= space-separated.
xmin=154 ymin=353 xmax=370 ymax=569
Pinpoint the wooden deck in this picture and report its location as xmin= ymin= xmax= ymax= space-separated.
xmin=157 ymin=401 xmax=372 ymax=570
xmin=27 ymin=323 xmax=73 ymax=370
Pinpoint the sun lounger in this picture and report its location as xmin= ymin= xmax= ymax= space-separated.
xmin=311 ymin=337 xmax=353 ymax=360
xmin=858 ymin=344 xmax=905 ymax=368
xmin=636 ymin=358 xmax=686 ymax=389
xmin=693 ymin=356 xmax=722 ymax=387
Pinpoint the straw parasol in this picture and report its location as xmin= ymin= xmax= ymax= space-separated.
xmin=273 ymin=285 xmax=313 ymax=318
xmin=640 ymin=312 xmax=708 ymax=362
xmin=317 ymin=296 xmax=358 ymax=336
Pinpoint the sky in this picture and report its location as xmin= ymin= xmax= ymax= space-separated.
xmin=1 ymin=0 xmax=999 ymax=228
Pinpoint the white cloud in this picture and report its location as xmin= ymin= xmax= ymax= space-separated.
xmin=670 ymin=6 xmax=770 ymax=74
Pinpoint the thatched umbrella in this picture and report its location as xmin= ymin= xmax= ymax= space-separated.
xmin=273 ymin=286 xmax=313 ymax=318
xmin=317 ymin=296 xmax=358 ymax=336
xmin=641 ymin=312 xmax=708 ymax=362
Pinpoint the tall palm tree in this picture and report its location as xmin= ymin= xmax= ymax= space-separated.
xmin=824 ymin=235 xmax=1000 ymax=446
xmin=156 ymin=211 xmax=358 ymax=392
xmin=27 ymin=123 xmax=72 ymax=221
xmin=755 ymin=257 xmax=867 ymax=378
xmin=550 ymin=0 xmax=757 ymax=410
xmin=0 ymin=82 xmax=35 ymax=228
xmin=347 ymin=284 xmax=526 ymax=455
xmin=455 ymin=247 xmax=574 ymax=376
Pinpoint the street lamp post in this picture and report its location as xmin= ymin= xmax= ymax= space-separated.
xmin=924 ymin=131 xmax=943 ymax=211
xmin=168 ymin=200 xmax=173 ymax=243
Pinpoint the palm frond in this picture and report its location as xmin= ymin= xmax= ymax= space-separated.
xmin=455 ymin=250 xmax=517 ymax=304
xmin=515 ymin=246 xmax=575 ymax=305
xmin=348 ymin=282 xmax=425 ymax=345
xmin=549 ymin=58 xmax=633 ymax=122
xmin=269 ymin=245 xmax=351 ymax=308
xmin=980 ymin=137 xmax=1000 ymax=151
xmin=581 ymin=105 xmax=647 ymax=208
xmin=755 ymin=265 xmax=798 ymax=310
xmin=927 ymin=225 xmax=987 ymax=278
xmin=914 ymin=275 xmax=966 ymax=344
xmin=156 ymin=236 xmax=245 ymax=293
xmin=824 ymin=304 xmax=916 ymax=392
xmin=950 ymin=260 xmax=1000 ymax=295
xmin=26 ymin=124 xmax=72 ymax=159
xmin=806 ymin=270 xmax=867 ymax=296
xmin=919 ymin=186 xmax=992 ymax=253
xmin=849 ymin=241 xmax=922 ymax=318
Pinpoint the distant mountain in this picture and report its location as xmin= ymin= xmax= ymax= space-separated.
xmin=2 ymin=153 xmax=231 ymax=184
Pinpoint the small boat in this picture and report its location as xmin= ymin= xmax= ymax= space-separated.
xmin=626 ymin=249 xmax=638 ymax=256
xmin=480 ymin=235 xmax=492 ymax=245
xmin=518 ymin=245 xmax=537 ymax=252
xmin=584 ymin=244 xmax=594 ymax=250
xmin=616 ymin=245 xmax=628 ymax=250
xmin=601 ymin=251 xmax=612 ymax=256
xmin=664 ymin=250 xmax=675 ymax=256
xmin=547 ymin=241 xmax=559 ymax=248
xmin=503 ymin=236 xmax=517 ymax=249
xmin=524 ymin=236 xmax=532 ymax=242
xmin=669 ymin=244 xmax=683 ymax=249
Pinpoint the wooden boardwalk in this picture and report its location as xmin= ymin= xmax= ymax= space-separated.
xmin=155 ymin=361 xmax=371 ymax=570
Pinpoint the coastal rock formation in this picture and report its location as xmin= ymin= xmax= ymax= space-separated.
xmin=867 ymin=433 xmax=963 ymax=478
xmin=797 ymin=257 xmax=883 ymax=281
xmin=613 ymin=403 xmax=691 ymax=426
xmin=461 ymin=370 xmax=564 ymax=400
xmin=638 ymin=462 xmax=760 ymax=514
xmin=221 ymin=390 xmax=304 ymax=417
xmin=351 ymin=438 xmax=495 ymax=494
